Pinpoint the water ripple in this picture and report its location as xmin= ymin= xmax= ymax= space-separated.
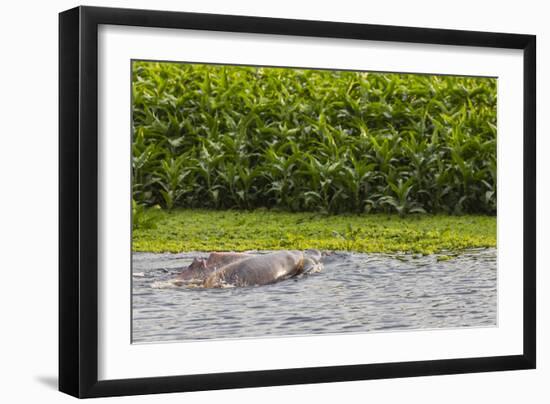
xmin=132 ymin=249 xmax=497 ymax=343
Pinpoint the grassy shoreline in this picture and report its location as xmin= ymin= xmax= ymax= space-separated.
xmin=133 ymin=209 xmax=496 ymax=255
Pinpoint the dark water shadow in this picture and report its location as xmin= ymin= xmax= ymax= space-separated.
xmin=35 ymin=375 xmax=58 ymax=390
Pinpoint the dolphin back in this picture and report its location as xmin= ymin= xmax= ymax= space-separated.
xmin=204 ymin=250 xmax=305 ymax=287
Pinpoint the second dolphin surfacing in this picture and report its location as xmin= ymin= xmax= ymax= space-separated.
xmin=173 ymin=250 xmax=323 ymax=288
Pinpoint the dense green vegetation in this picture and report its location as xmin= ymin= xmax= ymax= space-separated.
xmin=132 ymin=62 xmax=497 ymax=216
xmin=133 ymin=209 xmax=496 ymax=255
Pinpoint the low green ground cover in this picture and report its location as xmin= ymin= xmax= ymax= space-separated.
xmin=133 ymin=208 xmax=496 ymax=255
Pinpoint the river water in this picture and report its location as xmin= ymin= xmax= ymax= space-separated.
xmin=132 ymin=249 xmax=496 ymax=343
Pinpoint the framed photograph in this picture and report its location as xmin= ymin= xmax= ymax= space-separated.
xmin=59 ymin=5 xmax=536 ymax=398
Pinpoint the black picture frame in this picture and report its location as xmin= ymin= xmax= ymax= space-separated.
xmin=59 ymin=5 xmax=536 ymax=398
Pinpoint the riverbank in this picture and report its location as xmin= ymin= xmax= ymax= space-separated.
xmin=133 ymin=209 xmax=496 ymax=255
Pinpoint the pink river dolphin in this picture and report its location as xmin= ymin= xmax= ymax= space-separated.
xmin=171 ymin=250 xmax=323 ymax=288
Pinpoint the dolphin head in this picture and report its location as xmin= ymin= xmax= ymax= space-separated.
xmin=301 ymin=249 xmax=324 ymax=274
xmin=304 ymin=249 xmax=322 ymax=263
xmin=177 ymin=257 xmax=212 ymax=281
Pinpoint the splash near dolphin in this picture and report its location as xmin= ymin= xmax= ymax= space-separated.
xmin=168 ymin=250 xmax=323 ymax=288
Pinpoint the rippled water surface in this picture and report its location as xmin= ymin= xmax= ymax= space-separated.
xmin=132 ymin=249 xmax=496 ymax=343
